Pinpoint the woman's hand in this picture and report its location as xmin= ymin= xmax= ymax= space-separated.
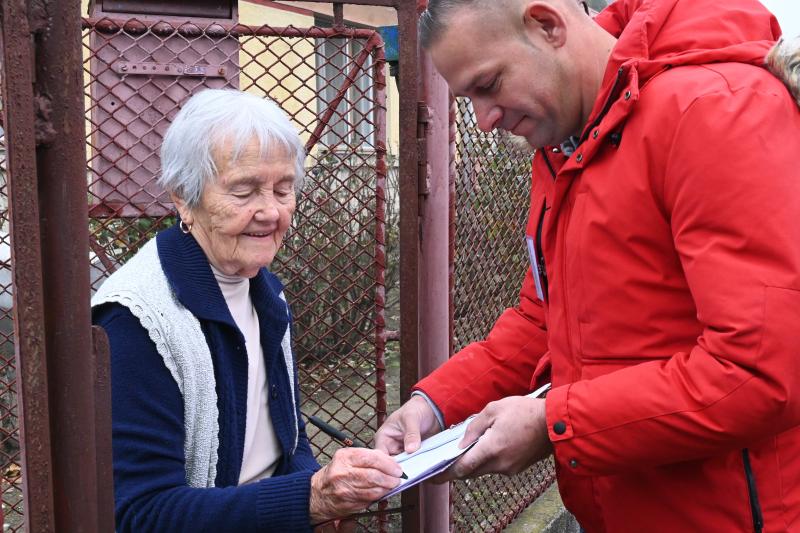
xmin=309 ymin=448 xmax=403 ymax=524
xmin=313 ymin=518 xmax=357 ymax=533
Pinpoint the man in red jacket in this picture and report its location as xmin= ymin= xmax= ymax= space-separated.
xmin=375 ymin=0 xmax=800 ymax=530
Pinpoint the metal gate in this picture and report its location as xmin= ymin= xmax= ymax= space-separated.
xmin=0 ymin=0 xmax=423 ymax=528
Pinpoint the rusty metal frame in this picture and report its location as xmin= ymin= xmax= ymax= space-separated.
xmin=1 ymin=0 xmax=115 ymax=532
xmin=0 ymin=3 xmax=57 ymax=532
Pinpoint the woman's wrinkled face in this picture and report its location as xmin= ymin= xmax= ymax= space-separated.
xmin=175 ymin=139 xmax=297 ymax=278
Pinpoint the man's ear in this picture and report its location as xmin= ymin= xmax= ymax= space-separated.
xmin=522 ymin=2 xmax=568 ymax=49
xmin=170 ymin=192 xmax=192 ymax=225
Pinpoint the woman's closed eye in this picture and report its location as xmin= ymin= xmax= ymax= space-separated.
xmin=230 ymin=188 xmax=254 ymax=199
xmin=275 ymin=187 xmax=294 ymax=200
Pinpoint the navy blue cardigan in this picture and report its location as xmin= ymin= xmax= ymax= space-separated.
xmin=93 ymin=224 xmax=320 ymax=532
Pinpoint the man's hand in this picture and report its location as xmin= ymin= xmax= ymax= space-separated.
xmin=309 ymin=448 xmax=402 ymax=524
xmin=374 ymin=395 xmax=441 ymax=455
xmin=438 ymin=396 xmax=552 ymax=481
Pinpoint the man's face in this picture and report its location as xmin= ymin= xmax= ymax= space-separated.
xmin=430 ymin=6 xmax=579 ymax=148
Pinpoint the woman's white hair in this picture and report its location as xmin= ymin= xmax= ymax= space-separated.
xmin=159 ymin=89 xmax=306 ymax=207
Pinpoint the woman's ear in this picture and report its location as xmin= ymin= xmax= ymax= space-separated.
xmin=170 ymin=192 xmax=192 ymax=225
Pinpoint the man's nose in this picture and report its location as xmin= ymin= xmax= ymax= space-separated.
xmin=473 ymin=100 xmax=502 ymax=132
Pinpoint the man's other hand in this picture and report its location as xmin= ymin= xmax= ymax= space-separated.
xmin=439 ymin=397 xmax=552 ymax=481
xmin=374 ymin=395 xmax=441 ymax=455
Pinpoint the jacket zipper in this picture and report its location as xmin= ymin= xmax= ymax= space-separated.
xmin=742 ymin=449 xmax=764 ymax=533
xmin=535 ymin=152 xmax=559 ymax=302
xmin=534 ymin=201 xmax=549 ymax=301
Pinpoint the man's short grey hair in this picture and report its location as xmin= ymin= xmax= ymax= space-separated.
xmin=420 ymin=0 xmax=590 ymax=49
xmin=159 ymin=89 xmax=306 ymax=208
xmin=420 ymin=0 xmax=495 ymax=50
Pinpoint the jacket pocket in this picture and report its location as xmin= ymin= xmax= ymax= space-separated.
xmin=742 ymin=448 xmax=764 ymax=533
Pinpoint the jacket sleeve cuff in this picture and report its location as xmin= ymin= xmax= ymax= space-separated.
xmin=410 ymin=391 xmax=445 ymax=430
xmin=545 ymin=383 xmax=584 ymax=474
xmin=256 ymin=469 xmax=315 ymax=532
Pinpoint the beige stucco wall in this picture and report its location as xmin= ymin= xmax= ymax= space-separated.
xmin=242 ymin=2 xmax=400 ymax=156
xmin=239 ymin=3 xmax=318 ymax=148
xmin=282 ymin=2 xmax=397 ymax=26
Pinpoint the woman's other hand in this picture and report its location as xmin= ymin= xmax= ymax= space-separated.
xmin=309 ymin=448 xmax=402 ymax=523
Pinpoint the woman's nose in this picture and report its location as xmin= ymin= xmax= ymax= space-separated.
xmin=254 ymin=194 xmax=280 ymax=221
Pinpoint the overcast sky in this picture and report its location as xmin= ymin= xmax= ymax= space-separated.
xmin=759 ymin=0 xmax=800 ymax=38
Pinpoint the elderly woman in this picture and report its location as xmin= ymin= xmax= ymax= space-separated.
xmin=92 ymin=89 xmax=401 ymax=532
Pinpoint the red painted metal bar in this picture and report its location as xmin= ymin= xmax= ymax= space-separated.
xmin=371 ymin=36 xmax=390 ymax=533
xmin=0 ymin=2 xmax=57 ymax=531
xmin=83 ymin=16 xmax=380 ymax=39
xmin=36 ymin=0 xmax=112 ymax=530
xmin=395 ymin=0 xmax=422 ymax=530
xmin=417 ymin=2 xmax=451 ymax=528
xmin=92 ymin=326 xmax=115 ymax=532
xmin=448 ymin=94 xmax=457 ymax=364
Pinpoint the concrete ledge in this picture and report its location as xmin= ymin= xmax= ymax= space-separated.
xmin=504 ymin=484 xmax=579 ymax=533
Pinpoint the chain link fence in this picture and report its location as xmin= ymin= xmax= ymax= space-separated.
xmin=450 ymin=98 xmax=556 ymax=532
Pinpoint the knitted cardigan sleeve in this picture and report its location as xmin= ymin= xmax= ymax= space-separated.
xmin=95 ymin=303 xmax=316 ymax=533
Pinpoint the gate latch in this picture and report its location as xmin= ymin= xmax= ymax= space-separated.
xmin=113 ymin=61 xmax=227 ymax=78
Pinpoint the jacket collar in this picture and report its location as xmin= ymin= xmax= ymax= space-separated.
xmin=156 ymin=223 xmax=288 ymax=331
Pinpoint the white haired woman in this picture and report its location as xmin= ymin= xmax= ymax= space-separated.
xmin=92 ymin=89 xmax=401 ymax=532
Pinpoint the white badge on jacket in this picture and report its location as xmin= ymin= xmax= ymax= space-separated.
xmin=526 ymin=235 xmax=545 ymax=301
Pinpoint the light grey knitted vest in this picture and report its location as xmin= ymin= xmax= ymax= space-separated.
xmin=93 ymin=238 xmax=301 ymax=486
xmin=92 ymin=239 xmax=220 ymax=487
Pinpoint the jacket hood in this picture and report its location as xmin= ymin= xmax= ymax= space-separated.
xmin=596 ymin=0 xmax=781 ymax=79
xmin=588 ymin=0 xmax=800 ymax=118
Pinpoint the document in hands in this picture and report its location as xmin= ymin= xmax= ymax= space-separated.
xmin=380 ymin=414 xmax=478 ymax=500
xmin=381 ymin=383 xmax=551 ymax=501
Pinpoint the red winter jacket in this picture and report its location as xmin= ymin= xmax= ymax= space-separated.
xmin=415 ymin=0 xmax=800 ymax=530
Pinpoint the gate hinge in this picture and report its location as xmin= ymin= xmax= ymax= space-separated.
xmin=417 ymin=102 xmax=432 ymax=201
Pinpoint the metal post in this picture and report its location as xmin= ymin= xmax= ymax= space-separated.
xmin=35 ymin=0 xmax=111 ymax=530
xmin=0 ymin=2 xmax=57 ymax=531
xmin=396 ymin=1 xmax=422 ymax=531
xmin=417 ymin=22 xmax=452 ymax=533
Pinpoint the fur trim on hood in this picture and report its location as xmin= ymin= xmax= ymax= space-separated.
xmin=767 ymin=37 xmax=800 ymax=107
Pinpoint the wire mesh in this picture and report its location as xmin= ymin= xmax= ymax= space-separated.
xmin=450 ymin=97 xmax=556 ymax=532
